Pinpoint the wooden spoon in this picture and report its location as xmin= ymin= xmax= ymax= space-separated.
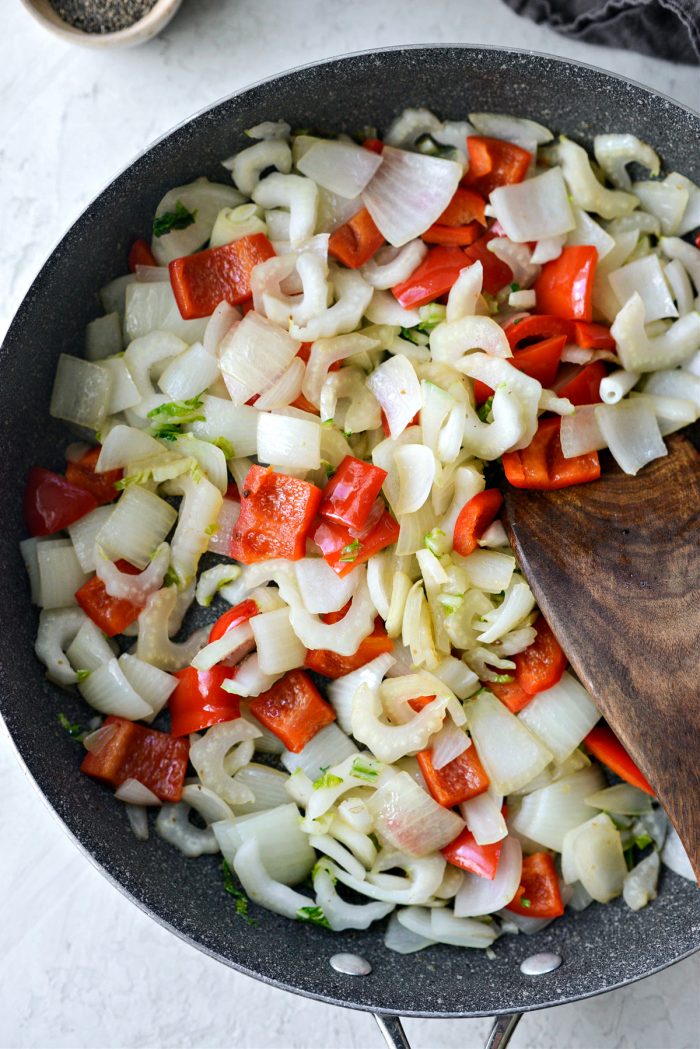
xmin=503 ymin=432 xmax=700 ymax=879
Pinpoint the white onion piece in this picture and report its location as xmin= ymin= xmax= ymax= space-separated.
xmin=86 ymin=312 xmax=122 ymax=361
xmin=433 ymin=656 xmax=480 ymax=701
xmin=518 ymin=672 xmax=600 ymax=763
xmin=78 ymin=659 xmax=153 ymax=720
xmin=609 ymin=254 xmax=678 ymax=323
xmin=659 ymin=237 xmax=700 ymax=293
xmin=393 ymin=444 xmax=436 ymax=514
xmin=219 ymin=803 xmax=315 ymax=886
xmin=82 ymin=723 xmax=117 ymax=754
xmin=362 ymin=145 xmax=462 ymax=247
xmin=221 ymin=653 xmax=281 ymax=700
xmin=453 ymin=837 xmax=523 ymax=918
xmin=469 ymin=111 xmax=552 ymax=146
xmin=158 ymin=342 xmax=220 ymax=402
xmin=511 ymin=765 xmax=606 ymax=851
xmin=457 ymin=550 xmax=515 ymax=595
xmin=219 ymin=312 xmax=300 ymax=406
xmin=118 ymin=653 xmax=177 ymax=720
xmin=460 ymin=791 xmax=507 ymax=846
xmin=489 ymin=168 xmax=574 ymax=243
xmin=585 ymin=783 xmax=653 ymax=816
xmin=661 ymin=825 xmax=697 ymax=882
xmin=664 ymin=259 xmax=695 ymax=317
xmin=567 ymin=813 xmax=628 ymax=902
xmin=203 ymin=301 xmax=240 ymax=355
xmin=281 ymin=723 xmax=358 ymax=783
xmin=297 ymin=139 xmax=382 ymax=198
xmin=294 ymin=557 xmax=358 ymax=616
xmin=366 ymin=772 xmax=464 ymax=857
xmin=251 ymin=608 xmax=306 ymax=675
xmin=664 ymin=172 xmax=700 ymax=237
xmin=189 ymin=719 xmax=260 ymax=806
xmin=365 ymin=289 xmax=420 ymax=327
xmin=367 ymin=354 xmax=421 ymax=439
xmin=595 ymin=399 xmax=667 ymax=475
xmin=190 ymin=396 xmax=259 ymax=459
xmin=361 ymin=240 xmax=428 ymax=290
xmin=632 ymin=179 xmax=688 ymax=236
xmin=230 ymin=764 xmax=291 ymax=816
xmin=100 ymin=356 xmax=140 ymax=414
xmin=467 ymin=689 xmax=552 ymax=794
xmin=430 ymin=907 xmax=499 ymax=948
xmin=548 ymin=137 xmax=639 ymax=219
xmin=289 ymin=573 xmax=375 ymax=656
xmin=256 ymin=412 xmax=321 ymax=471
xmin=327 ymin=654 xmax=396 ymax=735
xmin=430 ymin=718 xmax=471 ymax=771
xmin=151 ymin=178 xmax=244 ymax=264
xmin=96 ymin=487 xmax=177 ymax=571
xmin=96 ymin=425 xmax=163 ymax=473
xmin=156 ymin=802 xmax=219 ymax=857
xmin=623 ymin=851 xmax=660 ymax=911
xmin=115 ymin=778 xmax=161 ymax=806
xmin=566 ymin=206 xmax=616 ymax=260
xmin=313 ymin=863 xmax=394 ymax=931
xmin=192 ymin=621 xmax=255 ymax=672
xmin=66 ymin=620 xmax=117 ymax=674
xmin=560 ymin=405 xmax=607 ymax=458
xmin=302 ymin=332 xmax=379 ymax=407
xmin=36 ymin=540 xmax=89 ymax=610
xmin=63 ymin=507 xmax=111 ymax=575
xmin=254 ymin=358 xmax=305 ymax=412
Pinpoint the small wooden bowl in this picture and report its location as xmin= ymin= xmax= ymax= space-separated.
xmin=19 ymin=0 xmax=183 ymax=48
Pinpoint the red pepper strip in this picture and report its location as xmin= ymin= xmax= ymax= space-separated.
xmin=695 ymin=231 xmax=700 ymax=249
xmin=462 ymin=136 xmax=532 ymax=197
xmin=556 ymin=360 xmax=607 ymax=406
xmin=328 ymin=207 xmax=384 ymax=269
xmin=169 ymin=234 xmax=276 ymax=319
xmin=312 ymin=509 xmax=400 ymax=578
xmin=128 ymin=238 xmax=157 ymax=271
xmin=225 ymin=481 xmax=240 ymax=502
xmin=453 ymin=489 xmax=504 ymax=557
xmin=81 ymin=715 xmax=189 ymax=802
xmin=416 ymin=746 xmax=490 ymax=808
xmin=408 ymin=695 xmax=437 ymax=712
xmin=502 ymin=417 xmax=601 ymax=490
xmin=462 ymin=231 xmax=513 ymax=294
xmin=533 ymin=246 xmax=598 ymax=322
xmin=392 ymin=246 xmax=469 ymax=309
xmin=506 ymin=852 xmax=565 ymax=917
xmin=584 ymin=725 xmax=655 ymax=796
xmin=304 ymin=617 xmax=393 ymax=678
xmin=208 ymin=598 xmax=260 ymax=643
xmin=442 ymin=826 xmax=503 ymax=879
xmin=472 ymin=336 xmax=567 ymax=407
xmin=422 ymin=221 xmax=483 ymax=247
xmin=169 ymin=666 xmax=240 ymax=737
xmin=381 ymin=408 xmax=420 ymax=438
xmin=503 ymin=314 xmax=574 ymax=351
xmin=438 ymin=186 xmax=487 ymax=227
xmin=572 ymin=321 xmax=616 ymax=351
xmin=290 ymin=393 xmax=321 ymax=415
xmin=75 ymin=562 xmax=144 ymax=637
xmin=65 ymin=447 xmax=122 ymax=506
xmin=24 ymin=467 xmax=98 ymax=537
xmin=488 ymin=679 xmax=533 ymax=714
xmin=319 ymin=455 xmax=388 ymax=531
xmin=514 ymin=614 xmax=567 ymax=696
xmin=249 ymin=669 xmax=336 ymax=752
xmin=362 ymin=138 xmax=384 ymax=154
xmin=230 ymin=465 xmax=323 ymax=564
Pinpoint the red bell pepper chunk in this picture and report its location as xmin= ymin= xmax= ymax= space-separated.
xmin=65 ymin=447 xmax=122 ymax=506
xmin=305 ymin=616 xmax=393 ymax=679
xmin=584 ymin=725 xmax=655 ymax=796
xmin=75 ymin=562 xmax=144 ymax=637
xmin=503 ymin=417 xmax=601 ymax=490
xmin=249 ymin=669 xmax=336 ymax=752
xmin=312 ymin=509 xmax=400 ymax=578
xmin=169 ymin=234 xmax=276 ymax=319
xmin=24 ymin=467 xmax=98 ymax=537
xmin=462 ymin=136 xmax=532 ymax=197
xmin=392 ymin=246 xmax=468 ymax=309
xmin=422 ymin=222 xmax=483 ymax=247
xmin=503 ymin=314 xmax=574 ymax=351
xmin=416 ymin=745 xmax=490 ymax=808
xmin=169 ymin=666 xmax=240 ymax=737
xmin=438 ymin=186 xmax=487 ymax=227
xmin=556 ymin=360 xmax=607 ymax=406
xmin=572 ymin=321 xmax=616 ymax=351
xmin=128 ymin=238 xmax=157 ymax=271
xmin=472 ymin=335 xmax=567 ymax=406
xmin=514 ymin=614 xmax=567 ymax=696
xmin=81 ymin=715 xmax=189 ymax=802
xmin=319 ymin=456 xmax=388 ymax=531
xmin=328 ymin=207 xmax=384 ymax=269
xmin=442 ymin=826 xmax=503 ymax=879
xmin=381 ymin=408 xmax=420 ymax=438
xmin=362 ymin=138 xmax=384 ymax=154
xmin=408 ymin=695 xmax=437 ymax=712
xmin=506 ymin=852 xmax=565 ymax=917
xmin=208 ymin=598 xmax=260 ymax=644
xmin=533 ymin=246 xmax=598 ymax=322
xmin=488 ymin=679 xmax=533 ymax=714
xmin=230 ymin=465 xmax=323 ymax=564
xmin=453 ymin=488 xmax=503 ymax=557
xmin=462 ymin=231 xmax=513 ymax=294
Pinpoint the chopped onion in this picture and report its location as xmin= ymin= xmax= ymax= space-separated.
xmin=78 ymin=658 xmax=153 ymax=720
xmin=96 ymin=487 xmax=177 ymax=571
xmin=595 ymin=399 xmax=667 ymax=475
xmin=362 ymin=145 xmax=462 ymax=247
xmin=190 ymin=396 xmax=259 ymax=459
xmin=367 ymin=772 xmax=464 ymax=856
xmin=365 ymin=288 xmax=420 ymax=327
xmin=250 ymin=607 xmax=306 ymax=675
xmin=36 ymin=540 xmax=89 ymax=610
xmin=457 ymin=550 xmax=515 ymax=595
xmin=96 ymin=425 xmax=163 ymax=473
xmin=665 ymin=172 xmax=700 ymax=237
xmin=362 ymin=240 xmax=428 ymax=290
xmin=294 ymin=557 xmax=358 ymax=616
xmin=623 ymin=851 xmax=660 ymax=911
xmin=366 ymin=354 xmax=421 ymax=439
xmin=585 ymin=783 xmax=652 ymax=816
xmin=281 ymin=723 xmax=358 ymax=783
xmin=489 ymin=167 xmax=574 ymax=243
xmin=118 ymin=653 xmax=177 ymax=719
xmin=433 ymin=656 xmax=480 ymax=700
xmin=659 ymin=237 xmax=700 ymax=293
xmin=256 ymin=411 xmax=320 ymax=471
xmin=158 ymin=342 xmax=220 ymax=402
xmin=511 ymin=765 xmax=606 ymax=851
xmin=297 ymin=139 xmax=382 ymax=198
xmin=469 ymin=112 xmax=552 ymax=146
xmin=518 ymin=672 xmax=600 ymax=763
xmin=393 ymin=444 xmax=436 ymax=514
xmin=661 ymin=825 xmax=696 ymax=882
xmin=82 ymin=722 xmax=117 ymax=754
xmin=467 ymin=689 xmax=552 ymax=794
xmin=454 ymin=836 xmax=523 ymax=918
xmin=593 ymin=134 xmax=660 ymax=190
xmin=560 ymin=405 xmax=607 ymax=459
xmin=567 ymin=206 xmax=616 ymax=260
xmin=563 ymin=813 xmax=627 ymax=902
xmin=430 ymin=907 xmax=499 ymax=948
xmin=632 ymin=179 xmax=688 ymax=236
xmin=203 ymin=301 xmax=240 ymax=355
xmin=126 ymin=805 xmax=149 ymax=841
xmin=86 ymin=311 xmax=122 ymax=361
xmin=66 ymin=619 xmax=117 ymax=673
xmin=115 ymin=778 xmax=161 ymax=806
xmin=302 ymin=332 xmax=379 ymax=407
xmin=229 ymin=764 xmax=291 ymax=816
xmin=219 ymin=312 xmax=300 ymax=406
xmin=430 ymin=718 xmax=471 ymax=770
xmin=327 ymin=653 xmax=396 ymax=734
xmin=218 ymin=803 xmax=315 ymax=886
xmin=460 ymin=790 xmax=507 ymax=846
xmin=231 ymin=837 xmax=311 ymax=919
xmin=124 ymin=283 xmax=207 ymax=344
xmin=664 ymin=259 xmax=695 ymax=317
xmin=254 ymin=358 xmax=305 ymax=412
xmin=222 ymin=653 xmax=281 ymax=699
xmin=100 ymin=357 xmax=140 ymax=414
xmin=50 ymin=354 xmax=112 ymax=431
xmin=547 ymin=136 xmax=639 ymax=219
xmin=608 ymin=254 xmax=678 ymax=323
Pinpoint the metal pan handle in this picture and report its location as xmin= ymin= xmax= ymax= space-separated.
xmin=373 ymin=1011 xmax=523 ymax=1049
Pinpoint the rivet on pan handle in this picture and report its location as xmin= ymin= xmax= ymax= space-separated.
xmin=373 ymin=1012 xmax=523 ymax=1049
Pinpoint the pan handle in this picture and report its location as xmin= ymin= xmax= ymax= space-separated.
xmin=373 ymin=1011 xmax=523 ymax=1049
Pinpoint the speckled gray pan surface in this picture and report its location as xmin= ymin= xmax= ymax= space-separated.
xmin=1 ymin=46 xmax=699 ymax=1019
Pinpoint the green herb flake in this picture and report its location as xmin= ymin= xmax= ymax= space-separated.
xmin=58 ymin=712 xmax=85 ymax=742
xmin=510 ymin=282 xmax=521 ymax=293
xmin=212 ymin=436 xmax=236 ymax=460
xmin=424 ymin=527 xmax=446 ymax=556
xmin=624 ymin=846 xmax=636 ymax=871
xmin=492 ymin=673 xmax=514 ymax=684
xmin=477 ymin=395 xmax=494 ymax=423
xmin=75 ymin=669 xmax=92 ymax=682
xmin=313 ymin=770 xmax=344 ymax=790
xmin=221 ymin=860 xmax=257 ymax=925
xmin=351 ymin=758 xmax=379 ymax=782
xmin=297 ymin=905 xmax=331 ymax=928
xmin=519 ymin=897 xmax=531 ymax=908
xmin=437 ymin=593 xmax=464 ymax=616
xmin=163 ymin=566 xmax=180 ymax=588
xmin=339 ymin=539 xmax=360 ymax=563
xmin=204 ymin=523 xmax=218 ymax=537
xmin=399 ymin=326 xmax=429 ymax=347
xmin=417 ymin=303 xmax=447 ymax=333
xmin=153 ymin=200 xmax=197 ymax=238
xmin=634 ymin=832 xmax=653 ymax=851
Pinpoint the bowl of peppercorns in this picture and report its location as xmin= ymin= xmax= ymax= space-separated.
xmin=20 ymin=0 xmax=183 ymax=47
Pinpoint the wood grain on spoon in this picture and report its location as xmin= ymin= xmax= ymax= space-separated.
xmin=503 ymin=432 xmax=700 ymax=880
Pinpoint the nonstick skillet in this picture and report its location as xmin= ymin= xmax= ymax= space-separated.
xmin=1 ymin=45 xmax=699 ymax=1049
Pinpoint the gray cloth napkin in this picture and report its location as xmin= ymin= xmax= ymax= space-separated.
xmin=503 ymin=0 xmax=700 ymax=64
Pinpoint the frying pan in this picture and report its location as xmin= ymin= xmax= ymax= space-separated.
xmin=1 ymin=45 xmax=699 ymax=1049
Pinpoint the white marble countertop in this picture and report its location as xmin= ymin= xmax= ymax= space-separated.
xmin=2 ymin=3 xmax=699 ymax=1047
